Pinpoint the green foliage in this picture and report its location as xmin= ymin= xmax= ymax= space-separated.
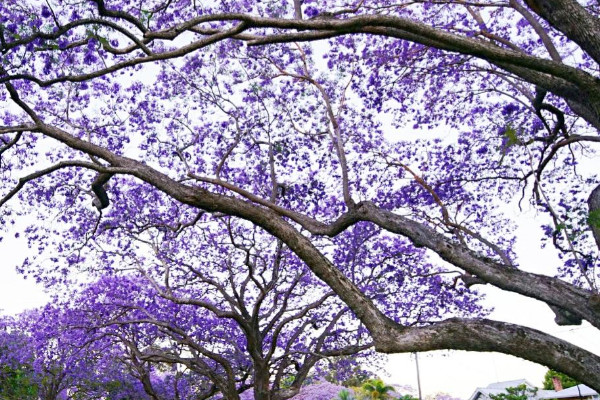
xmin=140 ymin=9 xmax=153 ymax=26
xmin=503 ymin=126 xmax=520 ymax=148
xmin=280 ymin=375 xmax=296 ymax=390
xmin=498 ymin=125 xmax=523 ymax=165
xmin=338 ymin=388 xmax=357 ymax=400
xmin=335 ymin=370 xmax=375 ymax=388
xmin=397 ymin=395 xmax=419 ymax=400
xmin=361 ymin=379 xmax=395 ymax=400
xmin=489 ymin=384 xmax=538 ymax=400
xmin=351 ymin=387 xmax=371 ymax=400
xmin=0 ymin=365 xmax=38 ymax=400
xmin=542 ymin=370 xmax=580 ymax=390
xmin=587 ymin=209 xmax=600 ymax=228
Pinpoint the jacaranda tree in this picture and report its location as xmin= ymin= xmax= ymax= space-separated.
xmin=57 ymin=218 xmax=478 ymax=399
xmin=0 ymin=0 xmax=599 ymax=393
xmin=0 ymin=308 xmax=152 ymax=400
xmin=2 ymin=302 xmax=220 ymax=400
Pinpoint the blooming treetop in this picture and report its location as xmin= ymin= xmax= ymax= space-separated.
xmin=49 ymin=218 xmax=480 ymax=399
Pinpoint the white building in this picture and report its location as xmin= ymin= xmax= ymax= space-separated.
xmin=468 ymin=379 xmax=599 ymax=400
xmin=539 ymin=385 xmax=599 ymax=400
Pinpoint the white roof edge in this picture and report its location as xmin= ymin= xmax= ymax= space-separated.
xmin=468 ymin=380 xmax=599 ymax=400
xmin=539 ymin=385 xmax=598 ymax=399
xmin=487 ymin=380 xmax=536 ymax=389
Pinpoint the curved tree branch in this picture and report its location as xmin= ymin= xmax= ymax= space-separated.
xmin=374 ymin=318 xmax=600 ymax=390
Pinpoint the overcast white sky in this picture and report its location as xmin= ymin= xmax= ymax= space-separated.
xmin=0 ymin=232 xmax=47 ymax=314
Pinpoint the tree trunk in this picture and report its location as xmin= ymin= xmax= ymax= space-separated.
xmin=254 ymin=360 xmax=272 ymax=400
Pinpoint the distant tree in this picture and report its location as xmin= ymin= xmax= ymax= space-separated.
xmin=399 ymin=395 xmax=420 ymax=400
xmin=0 ymin=311 xmax=84 ymax=400
xmin=1 ymin=308 xmax=164 ymax=400
xmin=0 ymin=365 xmax=37 ymax=400
xmin=0 ymin=318 xmax=37 ymax=400
xmin=338 ymin=389 xmax=357 ymax=400
xmin=66 ymin=221 xmax=378 ymax=400
xmin=290 ymin=381 xmax=348 ymax=400
xmin=58 ymin=214 xmax=471 ymax=400
xmin=322 ymin=355 xmax=377 ymax=387
xmin=490 ymin=385 xmax=538 ymax=400
xmin=543 ymin=370 xmax=580 ymax=390
xmin=425 ymin=392 xmax=462 ymax=400
xmin=362 ymin=379 xmax=396 ymax=400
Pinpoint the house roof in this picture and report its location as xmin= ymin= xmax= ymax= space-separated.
xmin=469 ymin=380 xmax=598 ymax=400
xmin=468 ymin=379 xmax=537 ymax=400
xmin=486 ymin=380 xmax=535 ymax=389
xmin=539 ymin=385 xmax=598 ymax=399
xmin=469 ymin=387 xmax=513 ymax=400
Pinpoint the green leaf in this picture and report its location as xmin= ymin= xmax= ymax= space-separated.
xmin=588 ymin=209 xmax=600 ymax=228
xmin=140 ymin=9 xmax=153 ymax=25
xmin=97 ymin=35 xmax=110 ymax=48
xmin=503 ymin=126 xmax=520 ymax=147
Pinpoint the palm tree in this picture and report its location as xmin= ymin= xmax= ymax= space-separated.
xmin=361 ymin=379 xmax=395 ymax=399
xmin=338 ymin=389 xmax=356 ymax=400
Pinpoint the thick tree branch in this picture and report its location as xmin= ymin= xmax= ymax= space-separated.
xmin=525 ymin=0 xmax=600 ymax=64
xmin=374 ymin=318 xmax=600 ymax=391
xmin=0 ymin=22 xmax=248 ymax=87
xmin=7 ymin=80 xmax=600 ymax=391
xmin=357 ymin=202 xmax=600 ymax=328
xmin=27 ymin=120 xmax=600 ymax=332
xmin=0 ymin=160 xmax=118 ymax=208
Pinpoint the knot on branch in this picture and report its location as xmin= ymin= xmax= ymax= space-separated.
xmin=549 ymin=305 xmax=582 ymax=326
xmin=91 ymin=172 xmax=114 ymax=211
xmin=532 ymin=87 xmax=566 ymax=142
xmin=589 ymin=294 xmax=600 ymax=312
xmin=461 ymin=273 xmax=486 ymax=288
